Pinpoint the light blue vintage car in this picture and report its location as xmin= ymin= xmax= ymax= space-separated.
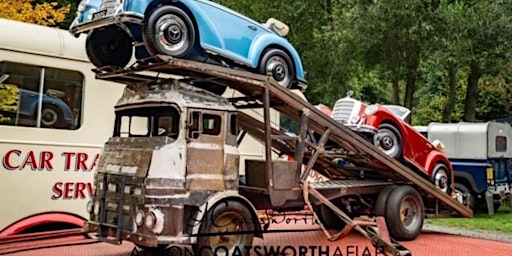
xmin=70 ymin=0 xmax=307 ymax=90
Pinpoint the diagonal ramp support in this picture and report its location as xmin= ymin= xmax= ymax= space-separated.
xmin=302 ymin=180 xmax=412 ymax=256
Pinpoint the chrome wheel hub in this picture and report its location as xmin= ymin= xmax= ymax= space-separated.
xmin=266 ymin=56 xmax=290 ymax=87
xmin=156 ymin=14 xmax=189 ymax=54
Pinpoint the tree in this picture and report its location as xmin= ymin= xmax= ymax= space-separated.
xmin=461 ymin=1 xmax=512 ymax=122
xmin=0 ymin=0 xmax=70 ymax=26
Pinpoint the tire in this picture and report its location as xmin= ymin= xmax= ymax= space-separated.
xmin=143 ymin=5 xmax=196 ymax=58
xmin=314 ymin=204 xmax=347 ymax=230
xmin=258 ymin=48 xmax=295 ymax=89
xmin=431 ymin=163 xmax=451 ymax=194
xmin=373 ymin=123 xmax=403 ymax=159
xmin=374 ymin=185 xmax=397 ymax=216
xmin=194 ymin=200 xmax=254 ymax=256
xmin=86 ymin=26 xmax=133 ymax=68
xmin=40 ymin=105 xmax=62 ymax=128
xmin=454 ymin=183 xmax=475 ymax=210
xmin=385 ymin=185 xmax=424 ymax=241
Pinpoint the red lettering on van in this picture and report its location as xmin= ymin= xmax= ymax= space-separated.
xmin=2 ymin=149 xmax=21 ymax=170
xmin=75 ymin=153 xmax=88 ymax=171
xmin=2 ymin=150 xmax=54 ymax=171
xmin=52 ymin=182 xmax=94 ymax=200
xmin=40 ymin=151 xmax=54 ymax=171
xmin=62 ymin=152 xmax=75 ymax=171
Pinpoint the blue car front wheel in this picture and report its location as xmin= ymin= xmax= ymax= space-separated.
xmin=258 ymin=48 xmax=295 ymax=89
xmin=143 ymin=5 xmax=196 ymax=58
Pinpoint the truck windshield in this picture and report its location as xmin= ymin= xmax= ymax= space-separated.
xmin=113 ymin=106 xmax=180 ymax=139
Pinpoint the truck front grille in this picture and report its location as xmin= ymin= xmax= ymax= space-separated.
xmin=94 ymin=173 xmax=144 ymax=231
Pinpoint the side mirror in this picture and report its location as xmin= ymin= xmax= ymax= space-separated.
xmin=264 ymin=18 xmax=289 ymax=37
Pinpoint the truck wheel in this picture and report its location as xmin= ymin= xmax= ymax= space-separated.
xmin=314 ymin=204 xmax=347 ymax=230
xmin=454 ymin=183 xmax=475 ymax=210
xmin=373 ymin=123 xmax=402 ymax=159
xmin=374 ymin=185 xmax=397 ymax=216
xmin=143 ymin=5 xmax=196 ymax=58
xmin=431 ymin=163 xmax=450 ymax=194
xmin=194 ymin=200 xmax=254 ymax=256
xmin=385 ymin=185 xmax=424 ymax=241
xmin=86 ymin=26 xmax=133 ymax=68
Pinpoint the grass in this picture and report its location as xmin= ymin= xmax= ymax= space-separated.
xmin=426 ymin=205 xmax=512 ymax=234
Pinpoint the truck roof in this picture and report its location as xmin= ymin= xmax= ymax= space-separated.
xmin=114 ymin=81 xmax=236 ymax=111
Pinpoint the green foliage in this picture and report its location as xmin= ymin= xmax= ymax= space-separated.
xmin=41 ymin=0 xmax=512 ymax=122
xmin=426 ymin=205 xmax=512 ymax=234
xmin=0 ymin=84 xmax=21 ymax=124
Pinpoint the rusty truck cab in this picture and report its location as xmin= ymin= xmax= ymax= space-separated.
xmin=84 ymin=82 xmax=261 ymax=250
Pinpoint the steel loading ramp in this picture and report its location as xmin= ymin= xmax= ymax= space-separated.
xmin=93 ymin=55 xmax=472 ymax=219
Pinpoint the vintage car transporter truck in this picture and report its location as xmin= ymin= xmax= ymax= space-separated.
xmin=84 ymin=55 xmax=472 ymax=256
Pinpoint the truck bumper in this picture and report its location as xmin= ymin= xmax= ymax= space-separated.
xmin=85 ymin=220 xmax=191 ymax=248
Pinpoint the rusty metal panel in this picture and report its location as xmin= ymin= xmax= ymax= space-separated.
xmin=245 ymin=159 xmax=299 ymax=190
xmin=224 ymin=153 xmax=239 ymax=190
xmin=186 ymin=146 xmax=225 ymax=191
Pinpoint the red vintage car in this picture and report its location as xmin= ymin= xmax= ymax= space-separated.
xmin=331 ymin=92 xmax=454 ymax=194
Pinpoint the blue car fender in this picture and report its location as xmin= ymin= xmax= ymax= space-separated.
xmin=247 ymin=34 xmax=306 ymax=81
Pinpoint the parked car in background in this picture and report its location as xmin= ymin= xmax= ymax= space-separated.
xmin=331 ymin=92 xmax=454 ymax=194
xmin=69 ymin=0 xmax=307 ymax=91
xmin=416 ymin=122 xmax=512 ymax=214
xmin=0 ymin=82 xmax=74 ymax=129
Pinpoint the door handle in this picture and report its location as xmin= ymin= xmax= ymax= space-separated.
xmin=248 ymin=25 xmax=257 ymax=31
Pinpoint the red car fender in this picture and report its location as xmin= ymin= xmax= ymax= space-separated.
xmin=424 ymin=151 xmax=454 ymax=182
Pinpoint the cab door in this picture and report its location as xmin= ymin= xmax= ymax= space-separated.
xmin=186 ymin=109 xmax=226 ymax=191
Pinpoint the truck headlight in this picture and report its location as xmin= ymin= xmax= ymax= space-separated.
xmin=86 ymin=200 xmax=94 ymax=213
xmin=93 ymin=201 xmax=101 ymax=215
xmin=364 ymin=104 xmax=378 ymax=116
xmin=144 ymin=209 xmax=164 ymax=233
xmin=145 ymin=212 xmax=156 ymax=229
xmin=135 ymin=210 xmax=145 ymax=226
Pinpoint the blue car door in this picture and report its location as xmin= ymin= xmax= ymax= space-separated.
xmin=194 ymin=0 xmax=259 ymax=63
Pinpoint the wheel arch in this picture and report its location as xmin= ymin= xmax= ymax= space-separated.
xmin=426 ymin=155 xmax=455 ymax=192
xmin=0 ymin=212 xmax=85 ymax=236
xmin=190 ymin=191 xmax=263 ymax=243
xmin=454 ymin=171 xmax=482 ymax=194
xmin=248 ymin=37 xmax=305 ymax=81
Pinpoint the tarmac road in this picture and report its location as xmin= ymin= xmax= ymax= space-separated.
xmin=2 ymin=221 xmax=512 ymax=256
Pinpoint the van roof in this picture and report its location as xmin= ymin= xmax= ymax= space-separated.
xmin=0 ymin=18 xmax=89 ymax=62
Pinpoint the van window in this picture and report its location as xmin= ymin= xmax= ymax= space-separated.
xmin=0 ymin=61 xmax=83 ymax=130
xmin=496 ymin=136 xmax=507 ymax=152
